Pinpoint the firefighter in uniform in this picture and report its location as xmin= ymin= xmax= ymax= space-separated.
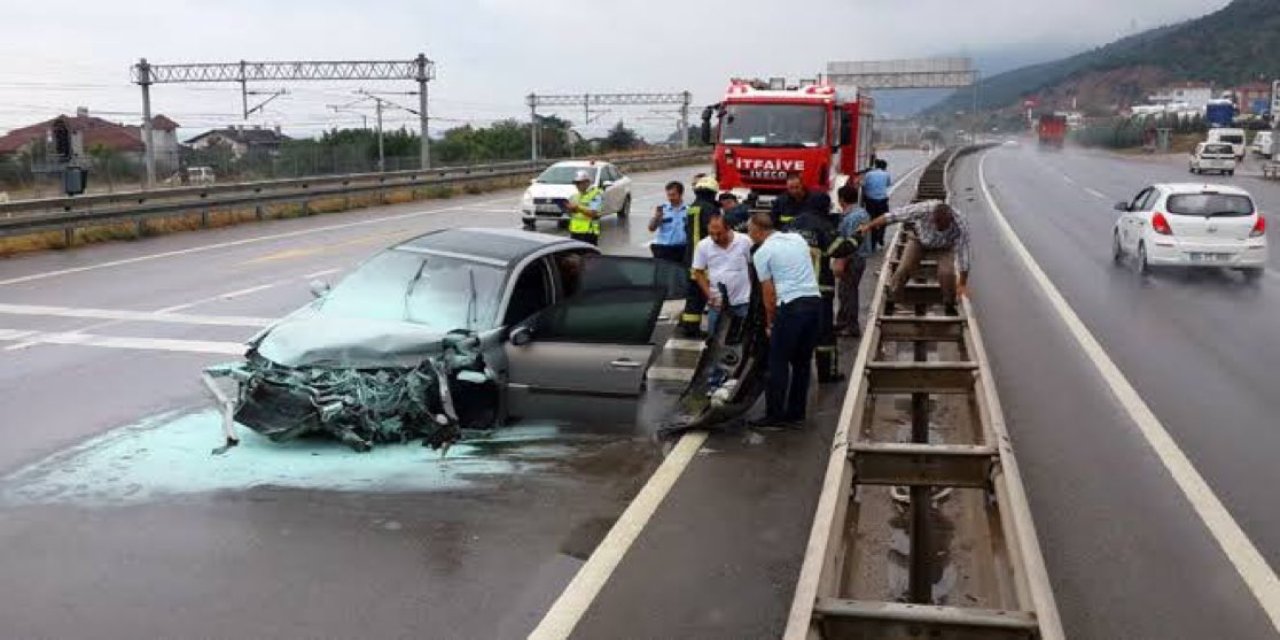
xmin=771 ymin=173 xmax=832 ymax=230
xmin=676 ymin=176 xmax=720 ymax=337
xmin=565 ymin=169 xmax=604 ymax=245
xmin=787 ymin=202 xmax=856 ymax=383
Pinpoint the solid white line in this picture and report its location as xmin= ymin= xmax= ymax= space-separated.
xmin=303 ymin=268 xmax=342 ymax=279
xmin=0 ymin=200 xmax=482 ymax=287
xmin=0 ymin=302 xmax=272 ymax=327
xmin=217 ymin=283 xmax=276 ymax=300
xmin=529 ymin=431 xmax=709 ymax=640
xmin=1084 ymin=187 xmax=1108 ymax=200
xmin=1061 ymin=174 xmax=1077 ymax=186
xmin=0 ymin=327 xmax=246 ymax=355
xmin=977 ymin=150 xmax=1280 ymax=631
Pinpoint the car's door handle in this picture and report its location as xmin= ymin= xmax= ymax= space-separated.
xmin=610 ymin=358 xmax=642 ymax=369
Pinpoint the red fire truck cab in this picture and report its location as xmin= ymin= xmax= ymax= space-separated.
xmin=701 ymin=79 xmax=874 ymax=208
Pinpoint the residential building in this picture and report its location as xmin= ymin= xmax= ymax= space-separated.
xmin=185 ymin=125 xmax=290 ymax=158
xmin=1233 ymin=81 xmax=1272 ymax=115
xmin=0 ymin=107 xmax=180 ymax=171
xmin=1147 ymin=82 xmax=1215 ymax=110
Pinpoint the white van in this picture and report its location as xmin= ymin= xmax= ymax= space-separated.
xmin=1206 ymin=128 xmax=1247 ymax=160
xmin=1249 ymin=131 xmax=1273 ymax=158
xmin=1190 ymin=142 xmax=1237 ymax=175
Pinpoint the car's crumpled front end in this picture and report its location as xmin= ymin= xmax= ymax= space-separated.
xmin=205 ymin=315 xmax=494 ymax=453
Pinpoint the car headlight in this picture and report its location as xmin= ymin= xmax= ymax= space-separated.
xmin=521 ymin=191 xmax=534 ymax=208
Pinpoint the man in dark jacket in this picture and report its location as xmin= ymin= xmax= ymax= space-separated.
xmin=770 ymin=173 xmax=831 ymax=229
xmin=787 ymin=201 xmax=856 ymax=383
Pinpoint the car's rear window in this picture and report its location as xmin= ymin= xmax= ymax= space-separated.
xmin=1166 ymin=193 xmax=1254 ymax=217
xmin=1217 ymin=135 xmax=1244 ymax=144
xmin=1203 ymin=144 xmax=1233 ymax=155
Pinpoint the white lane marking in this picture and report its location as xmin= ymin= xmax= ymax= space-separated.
xmin=0 ymin=302 xmax=271 ymax=327
xmin=216 ymin=283 xmax=276 ymax=300
xmin=529 ymin=431 xmax=709 ymax=639
xmin=0 ymin=198 xmax=497 ymax=287
xmin=645 ymin=366 xmax=696 ymax=383
xmin=978 ymin=150 xmax=1280 ymax=631
xmin=664 ymin=338 xmax=706 ymax=352
xmin=303 ymin=268 xmax=342 ymax=279
xmin=1061 ymin=174 xmax=1077 ymax=186
xmin=1084 ymin=187 xmax=1108 ymax=200
xmin=0 ymin=328 xmax=245 ymax=355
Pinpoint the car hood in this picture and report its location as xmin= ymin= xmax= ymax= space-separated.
xmin=526 ymin=183 xmax=581 ymax=199
xmin=251 ymin=306 xmax=449 ymax=369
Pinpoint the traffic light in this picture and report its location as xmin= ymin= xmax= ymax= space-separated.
xmin=52 ymin=117 xmax=71 ymax=162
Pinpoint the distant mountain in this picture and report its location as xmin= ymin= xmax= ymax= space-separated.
xmin=927 ymin=0 xmax=1280 ymax=115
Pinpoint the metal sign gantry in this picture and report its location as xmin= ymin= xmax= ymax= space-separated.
xmin=526 ymin=92 xmax=692 ymax=158
xmin=131 ymin=55 xmax=435 ymax=187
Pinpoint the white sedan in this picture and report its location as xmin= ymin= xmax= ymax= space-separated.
xmin=1112 ymin=183 xmax=1267 ymax=281
xmin=520 ymin=160 xmax=632 ymax=230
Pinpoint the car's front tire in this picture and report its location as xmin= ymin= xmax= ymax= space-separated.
xmin=1190 ymin=166 xmax=1198 ymax=174
xmin=1228 ymin=170 xmax=1236 ymax=176
xmin=1241 ymin=268 xmax=1263 ymax=284
xmin=521 ymin=218 xmax=536 ymax=231
xmin=617 ymin=195 xmax=631 ymax=219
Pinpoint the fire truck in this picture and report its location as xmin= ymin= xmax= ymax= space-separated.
xmin=700 ymin=79 xmax=874 ymax=209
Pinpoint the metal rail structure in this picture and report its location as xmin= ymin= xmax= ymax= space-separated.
xmin=826 ymin=58 xmax=980 ymax=144
xmin=526 ymin=92 xmax=693 ymax=159
xmin=0 ymin=150 xmax=707 ymax=244
xmin=130 ymin=55 xmax=436 ymax=186
xmin=785 ymin=146 xmax=1064 ymax=639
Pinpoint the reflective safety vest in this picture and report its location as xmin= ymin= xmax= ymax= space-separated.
xmin=568 ymin=187 xmax=604 ymax=236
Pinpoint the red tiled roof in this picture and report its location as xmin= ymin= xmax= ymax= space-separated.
xmin=0 ymin=113 xmax=178 ymax=154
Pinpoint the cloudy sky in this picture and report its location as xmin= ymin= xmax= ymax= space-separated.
xmin=0 ymin=0 xmax=1231 ymax=140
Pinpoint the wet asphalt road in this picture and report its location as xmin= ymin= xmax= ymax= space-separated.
xmin=957 ymin=144 xmax=1280 ymax=638
xmin=0 ymin=151 xmax=935 ymax=640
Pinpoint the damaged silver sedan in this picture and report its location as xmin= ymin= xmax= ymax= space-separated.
xmin=204 ymin=228 xmax=686 ymax=453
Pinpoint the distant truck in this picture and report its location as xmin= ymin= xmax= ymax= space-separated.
xmin=1206 ymin=127 xmax=1247 ymax=160
xmin=1205 ymin=100 xmax=1236 ymax=128
xmin=1036 ymin=114 xmax=1067 ymax=149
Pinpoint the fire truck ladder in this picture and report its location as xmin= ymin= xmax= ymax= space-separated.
xmin=784 ymin=147 xmax=1065 ymax=639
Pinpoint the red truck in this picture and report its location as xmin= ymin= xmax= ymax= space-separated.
xmin=1037 ymin=113 xmax=1067 ymax=149
xmin=701 ymin=79 xmax=874 ymax=208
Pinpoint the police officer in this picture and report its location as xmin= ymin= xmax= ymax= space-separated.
xmin=677 ymin=176 xmax=720 ymax=337
xmin=564 ymin=169 xmax=604 ymax=245
xmin=771 ymin=173 xmax=831 ymax=229
xmin=788 ymin=194 xmax=855 ymax=383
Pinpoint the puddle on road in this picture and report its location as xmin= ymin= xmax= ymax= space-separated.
xmin=0 ymin=409 xmax=639 ymax=507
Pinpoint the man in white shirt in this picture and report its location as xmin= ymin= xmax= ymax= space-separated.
xmin=692 ymin=214 xmax=753 ymax=335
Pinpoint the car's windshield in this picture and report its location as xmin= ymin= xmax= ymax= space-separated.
xmin=536 ymin=165 xmax=598 ymax=185
xmin=1214 ymin=134 xmax=1244 ymax=144
xmin=1202 ymin=144 xmax=1233 ymax=155
xmin=720 ymin=104 xmax=827 ymax=148
xmin=320 ymin=249 xmax=505 ymax=329
xmin=1166 ymin=193 xmax=1254 ymax=217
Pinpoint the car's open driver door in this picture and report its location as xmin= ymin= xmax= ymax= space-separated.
xmin=503 ymin=255 xmax=685 ymax=425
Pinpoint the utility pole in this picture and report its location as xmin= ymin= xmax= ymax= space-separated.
xmin=679 ymin=91 xmax=691 ymax=149
xmin=374 ymin=98 xmax=385 ymax=172
xmin=528 ymin=94 xmax=539 ymax=161
xmin=135 ymin=58 xmax=156 ymax=189
xmin=415 ymin=53 xmax=433 ymax=169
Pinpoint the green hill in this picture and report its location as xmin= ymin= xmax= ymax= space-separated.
xmin=929 ymin=0 xmax=1280 ymax=114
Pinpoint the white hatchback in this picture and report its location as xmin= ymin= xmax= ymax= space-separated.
xmin=1112 ymin=183 xmax=1267 ymax=281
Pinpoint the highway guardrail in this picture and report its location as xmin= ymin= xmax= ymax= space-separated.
xmin=0 ymin=149 xmax=709 ymax=242
xmin=784 ymin=145 xmax=1064 ymax=640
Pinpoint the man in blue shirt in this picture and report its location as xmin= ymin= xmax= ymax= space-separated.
xmin=747 ymin=211 xmax=821 ymax=427
xmin=834 ymin=184 xmax=873 ymax=336
xmin=861 ymin=159 xmax=892 ymax=249
xmin=648 ymin=181 xmax=688 ymax=264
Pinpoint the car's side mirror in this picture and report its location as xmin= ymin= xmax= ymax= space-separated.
xmin=1113 ymin=202 xmax=1130 ymax=212
xmin=509 ymin=325 xmax=533 ymax=346
xmin=309 ymin=279 xmax=331 ymax=298
xmin=602 ymin=180 xmax=614 ymax=188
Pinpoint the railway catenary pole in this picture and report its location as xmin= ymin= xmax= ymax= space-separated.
xmin=136 ymin=58 xmax=156 ymax=189
xmin=415 ymin=53 xmax=432 ymax=169
xmin=527 ymin=92 xmax=693 ymax=155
